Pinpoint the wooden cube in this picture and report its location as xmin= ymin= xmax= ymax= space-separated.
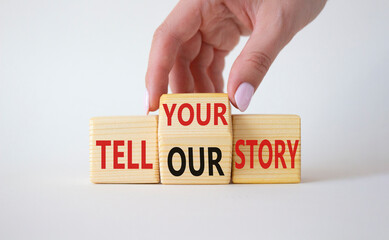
xmin=90 ymin=116 xmax=159 ymax=183
xmin=158 ymin=93 xmax=233 ymax=184
xmin=232 ymin=115 xmax=301 ymax=183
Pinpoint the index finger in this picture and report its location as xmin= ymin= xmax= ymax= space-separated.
xmin=145 ymin=0 xmax=202 ymax=112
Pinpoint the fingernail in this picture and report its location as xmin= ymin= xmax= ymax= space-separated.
xmin=144 ymin=89 xmax=149 ymax=115
xmin=234 ymin=82 xmax=254 ymax=112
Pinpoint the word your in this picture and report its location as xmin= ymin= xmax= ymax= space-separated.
xmin=162 ymin=103 xmax=228 ymax=126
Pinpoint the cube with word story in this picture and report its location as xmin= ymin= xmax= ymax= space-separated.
xmin=232 ymin=115 xmax=301 ymax=183
xmin=90 ymin=116 xmax=159 ymax=183
xmin=158 ymin=93 xmax=233 ymax=184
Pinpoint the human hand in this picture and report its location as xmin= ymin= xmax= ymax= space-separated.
xmin=145 ymin=0 xmax=326 ymax=113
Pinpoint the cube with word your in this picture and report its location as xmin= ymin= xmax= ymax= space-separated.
xmin=158 ymin=93 xmax=233 ymax=184
xmin=90 ymin=116 xmax=159 ymax=183
xmin=232 ymin=114 xmax=301 ymax=183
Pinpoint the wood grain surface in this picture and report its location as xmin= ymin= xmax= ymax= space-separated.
xmin=232 ymin=114 xmax=301 ymax=183
xmin=90 ymin=116 xmax=159 ymax=183
xmin=158 ymin=93 xmax=233 ymax=184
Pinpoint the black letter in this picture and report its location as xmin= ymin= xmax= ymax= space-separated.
xmin=208 ymin=147 xmax=224 ymax=176
xmin=167 ymin=147 xmax=186 ymax=176
xmin=188 ymin=147 xmax=205 ymax=176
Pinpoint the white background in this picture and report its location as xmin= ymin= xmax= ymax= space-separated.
xmin=1 ymin=0 xmax=388 ymax=239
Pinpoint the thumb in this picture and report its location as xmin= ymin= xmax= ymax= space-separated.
xmin=227 ymin=15 xmax=290 ymax=112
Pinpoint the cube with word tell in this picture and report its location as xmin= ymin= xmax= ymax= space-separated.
xmin=90 ymin=116 xmax=159 ymax=183
xmin=232 ymin=115 xmax=301 ymax=183
xmin=158 ymin=93 xmax=233 ymax=184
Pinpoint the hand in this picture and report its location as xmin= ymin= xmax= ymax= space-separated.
xmin=145 ymin=0 xmax=326 ymax=113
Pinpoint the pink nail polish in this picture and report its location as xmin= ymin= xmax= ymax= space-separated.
xmin=144 ymin=90 xmax=149 ymax=115
xmin=234 ymin=82 xmax=254 ymax=112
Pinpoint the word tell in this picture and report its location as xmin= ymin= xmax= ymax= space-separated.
xmin=90 ymin=116 xmax=159 ymax=183
xmin=96 ymin=140 xmax=153 ymax=169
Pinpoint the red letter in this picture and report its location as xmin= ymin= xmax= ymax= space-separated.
xmin=287 ymin=140 xmax=299 ymax=169
xmin=259 ymin=140 xmax=272 ymax=169
xmin=246 ymin=140 xmax=258 ymax=169
xmin=177 ymin=103 xmax=194 ymax=126
xmin=127 ymin=140 xmax=139 ymax=169
xmin=163 ymin=104 xmax=176 ymax=126
xmin=113 ymin=140 xmax=125 ymax=169
xmin=96 ymin=140 xmax=111 ymax=169
xmin=235 ymin=139 xmax=245 ymax=169
xmin=214 ymin=103 xmax=227 ymax=125
xmin=275 ymin=140 xmax=287 ymax=168
xmin=141 ymin=140 xmax=153 ymax=169
xmin=197 ymin=103 xmax=211 ymax=126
